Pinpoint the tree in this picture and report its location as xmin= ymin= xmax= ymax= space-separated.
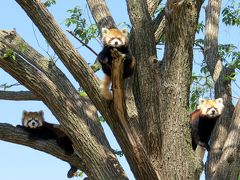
xmin=0 ymin=0 xmax=239 ymax=179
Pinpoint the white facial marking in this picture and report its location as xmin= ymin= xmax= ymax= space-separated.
xmin=110 ymin=39 xmax=123 ymax=47
xmin=27 ymin=119 xmax=39 ymax=129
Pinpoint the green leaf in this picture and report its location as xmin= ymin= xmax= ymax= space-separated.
xmin=98 ymin=116 xmax=105 ymax=123
xmin=222 ymin=2 xmax=240 ymax=26
xmin=44 ymin=0 xmax=56 ymax=7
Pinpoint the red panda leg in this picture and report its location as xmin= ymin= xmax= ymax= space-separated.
xmin=99 ymin=75 xmax=113 ymax=100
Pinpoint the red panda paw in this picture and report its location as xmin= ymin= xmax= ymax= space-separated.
xmin=99 ymin=84 xmax=113 ymax=100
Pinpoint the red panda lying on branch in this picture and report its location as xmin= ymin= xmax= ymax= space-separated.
xmin=17 ymin=111 xmax=78 ymax=178
xmin=190 ymin=98 xmax=224 ymax=151
xmin=97 ymin=28 xmax=136 ymax=100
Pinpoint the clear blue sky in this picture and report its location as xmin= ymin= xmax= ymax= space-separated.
xmin=0 ymin=1 xmax=239 ymax=180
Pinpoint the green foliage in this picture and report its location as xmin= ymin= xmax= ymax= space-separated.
xmin=3 ymin=49 xmax=16 ymax=61
xmin=224 ymin=72 xmax=238 ymax=81
xmin=65 ymin=6 xmax=99 ymax=44
xmin=78 ymin=87 xmax=87 ymax=97
xmin=218 ymin=44 xmax=237 ymax=60
xmin=113 ymin=149 xmax=124 ymax=157
xmin=16 ymin=39 xmax=27 ymax=53
xmin=90 ymin=62 xmax=101 ymax=72
xmin=98 ymin=116 xmax=105 ymax=123
xmin=78 ymin=171 xmax=84 ymax=178
xmin=196 ymin=21 xmax=205 ymax=34
xmin=222 ymin=1 xmax=240 ymax=26
xmin=218 ymin=44 xmax=240 ymax=81
xmin=190 ymin=72 xmax=214 ymax=111
xmin=43 ymin=0 xmax=56 ymax=7
xmin=229 ymin=51 xmax=240 ymax=69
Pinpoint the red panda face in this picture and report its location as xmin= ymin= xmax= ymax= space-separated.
xmin=101 ymin=28 xmax=128 ymax=47
xmin=197 ymin=98 xmax=224 ymax=118
xmin=22 ymin=110 xmax=44 ymax=129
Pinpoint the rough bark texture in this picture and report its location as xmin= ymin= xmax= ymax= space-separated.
xmin=0 ymin=91 xmax=39 ymax=101
xmin=0 ymin=29 xmax=126 ymax=179
xmin=3 ymin=0 xmax=235 ymax=179
xmin=211 ymin=100 xmax=240 ymax=180
xmin=111 ymin=49 xmax=159 ymax=179
xmin=155 ymin=1 xmax=203 ymax=179
xmin=203 ymin=0 xmax=235 ymax=179
xmin=0 ymin=123 xmax=86 ymax=171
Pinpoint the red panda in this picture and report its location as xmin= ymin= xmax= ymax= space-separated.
xmin=190 ymin=98 xmax=224 ymax=151
xmin=97 ymin=28 xmax=136 ymax=100
xmin=17 ymin=111 xmax=78 ymax=178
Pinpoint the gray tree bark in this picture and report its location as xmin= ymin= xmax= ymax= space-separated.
xmin=1 ymin=0 xmax=237 ymax=180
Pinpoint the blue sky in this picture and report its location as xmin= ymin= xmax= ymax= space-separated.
xmin=0 ymin=0 xmax=239 ymax=180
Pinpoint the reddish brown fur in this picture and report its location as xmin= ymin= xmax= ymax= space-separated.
xmin=190 ymin=108 xmax=221 ymax=151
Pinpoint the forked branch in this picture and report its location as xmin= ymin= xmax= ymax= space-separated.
xmin=111 ymin=49 xmax=159 ymax=180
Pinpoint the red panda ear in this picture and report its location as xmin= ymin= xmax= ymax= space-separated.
xmin=38 ymin=110 xmax=44 ymax=117
xmin=216 ymin=98 xmax=223 ymax=104
xmin=22 ymin=110 xmax=28 ymax=116
xmin=101 ymin=28 xmax=110 ymax=36
xmin=198 ymin=98 xmax=206 ymax=105
xmin=121 ymin=29 xmax=128 ymax=37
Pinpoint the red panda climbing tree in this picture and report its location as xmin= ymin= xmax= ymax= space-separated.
xmin=0 ymin=0 xmax=239 ymax=180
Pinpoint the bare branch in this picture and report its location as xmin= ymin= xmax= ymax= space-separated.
xmin=153 ymin=10 xmax=165 ymax=43
xmin=204 ymin=0 xmax=221 ymax=75
xmin=66 ymin=30 xmax=98 ymax=56
xmin=0 ymin=49 xmax=125 ymax=179
xmin=0 ymin=91 xmax=39 ymax=101
xmin=0 ymin=123 xmax=86 ymax=172
xmin=86 ymin=0 xmax=116 ymax=29
xmin=146 ymin=0 xmax=160 ymax=16
xmin=0 ymin=82 xmax=20 ymax=90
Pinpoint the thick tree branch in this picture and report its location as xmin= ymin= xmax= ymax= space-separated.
xmin=204 ymin=0 xmax=235 ymax=178
xmin=0 ymin=51 xmax=125 ymax=179
xmin=153 ymin=10 xmax=165 ymax=43
xmin=13 ymin=1 xmax=165 ymax=179
xmin=0 ymin=91 xmax=39 ymax=101
xmin=0 ymin=123 xmax=86 ymax=172
xmin=146 ymin=0 xmax=161 ymax=16
xmin=111 ymin=49 xmax=159 ymax=180
xmin=211 ymin=100 xmax=240 ymax=180
xmin=0 ymin=30 xmax=76 ymax=97
xmin=13 ymin=2 xmax=123 ymax=142
xmin=126 ymin=0 xmax=156 ymax=57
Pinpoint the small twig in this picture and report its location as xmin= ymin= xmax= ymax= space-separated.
xmin=231 ymin=95 xmax=240 ymax=100
xmin=66 ymin=30 xmax=98 ymax=56
xmin=0 ymin=83 xmax=20 ymax=90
